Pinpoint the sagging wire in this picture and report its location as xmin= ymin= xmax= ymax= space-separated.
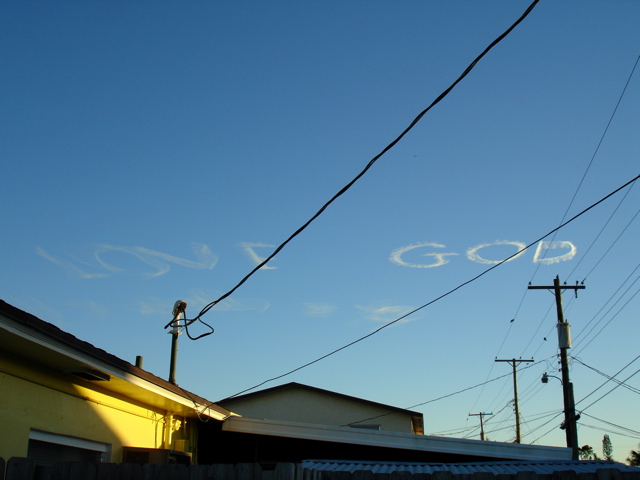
xmin=164 ymin=300 xmax=214 ymax=340
xmin=218 ymin=174 xmax=640 ymax=401
xmin=178 ymin=0 xmax=542 ymax=337
xmin=529 ymin=354 xmax=640 ymax=443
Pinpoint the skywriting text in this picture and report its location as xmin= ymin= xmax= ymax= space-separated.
xmin=389 ymin=240 xmax=576 ymax=268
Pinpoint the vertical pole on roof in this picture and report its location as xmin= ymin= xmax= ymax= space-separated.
xmin=168 ymin=301 xmax=187 ymax=385
xmin=169 ymin=328 xmax=180 ymax=384
xmin=168 ymin=318 xmax=183 ymax=385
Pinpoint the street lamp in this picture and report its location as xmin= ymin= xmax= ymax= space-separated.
xmin=541 ymin=372 xmax=562 ymax=384
xmin=541 ymin=372 xmax=580 ymax=439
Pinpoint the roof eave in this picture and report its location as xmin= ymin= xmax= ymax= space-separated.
xmin=222 ymin=416 xmax=572 ymax=461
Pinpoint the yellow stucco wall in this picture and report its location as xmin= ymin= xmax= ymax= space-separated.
xmin=221 ymin=388 xmax=416 ymax=434
xmin=0 ymin=352 xmax=186 ymax=462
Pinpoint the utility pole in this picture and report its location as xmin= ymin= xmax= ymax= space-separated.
xmin=469 ymin=412 xmax=493 ymax=441
xmin=495 ymin=358 xmax=533 ymax=443
xmin=529 ymin=276 xmax=584 ymax=460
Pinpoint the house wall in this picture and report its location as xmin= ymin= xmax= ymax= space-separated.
xmin=220 ymin=388 xmax=415 ymax=434
xmin=0 ymin=350 xmax=183 ymax=463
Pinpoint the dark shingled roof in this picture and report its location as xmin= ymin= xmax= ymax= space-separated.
xmin=0 ymin=299 xmax=230 ymax=416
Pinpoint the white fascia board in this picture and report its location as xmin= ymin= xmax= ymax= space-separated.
xmin=222 ymin=417 xmax=572 ymax=461
xmin=1 ymin=317 xmax=228 ymax=421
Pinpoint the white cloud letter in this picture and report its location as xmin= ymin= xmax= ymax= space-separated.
xmin=93 ymin=243 xmax=218 ymax=278
xmin=533 ymin=241 xmax=577 ymax=265
xmin=239 ymin=243 xmax=277 ymax=270
xmin=390 ymin=243 xmax=458 ymax=268
xmin=36 ymin=247 xmax=109 ymax=279
xmin=303 ymin=303 xmax=337 ymax=317
xmin=466 ymin=240 xmax=527 ymax=265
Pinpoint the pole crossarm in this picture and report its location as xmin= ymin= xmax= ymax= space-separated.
xmin=528 ymin=279 xmax=585 ymax=298
xmin=495 ymin=359 xmax=534 ymax=364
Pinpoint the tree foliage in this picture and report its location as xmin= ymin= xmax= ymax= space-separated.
xmin=627 ymin=444 xmax=640 ymax=466
xmin=579 ymin=445 xmax=599 ymax=460
xmin=602 ymin=434 xmax=614 ymax=461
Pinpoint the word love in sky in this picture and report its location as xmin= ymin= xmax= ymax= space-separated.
xmin=389 ymin=240 xmax=576 ymax=268
xmin=37 ymin=240 xmax=576 ymax=278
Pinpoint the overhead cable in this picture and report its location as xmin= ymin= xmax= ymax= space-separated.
xmin=575 ymin=354 xmax=640 ymax=404
xmin=573 ymin=356 xmax=640 ymax=395
xmin=559 ymin=55 xmax=639 ymax=227
xmin=580 ymin=421 xmax=640 ymax=440
xmin=579 ymin=368 xmax=640 ymax=413
xmin=580 ymin=412 xmax=640 ymax=438
xmin=186 ymin=0 xmax=541 ymax=328
xmin=339 ymin=369 xmax=515 ymax=429
xmin=509 ymin=54 xmax=640 ymax=351
xmin=579 ymin=208 xmax=640 ymax=283
xmin=566 ymin=192 xmax=638 ymax=282
xmin=572 ymin=279 xmax=640 ymax=355
xmin=221 ymin=173 xmax=640 ymax=400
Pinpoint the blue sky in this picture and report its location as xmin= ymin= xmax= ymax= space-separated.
xmin=2 ymin=0 xmax=639 ymax=459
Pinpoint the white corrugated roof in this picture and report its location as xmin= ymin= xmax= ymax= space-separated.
xmin=224 ymin=416 xmax=572 ymax=461
xmin=301 ymin=459 xmax=639 ymax=475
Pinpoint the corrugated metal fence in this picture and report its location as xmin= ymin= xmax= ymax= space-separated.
xmin=1 ymin=458 xmax=639 ymax=480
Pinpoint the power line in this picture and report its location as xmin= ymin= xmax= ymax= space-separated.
xmin=566 ymin=192 xmax=638 ymax=283
xmin=341 ymin=370 xmax=516 ymax=428
xmin=580 ymin=413 xmax=640 ymax=439
xmin=520 ymin=300 xmax=555 ymax=358
xmin=219 ymin=173 xmax=640 ymax=401
xmin=578 ymin=368 xmax=640 ymax=414
xmin=466 ymin=401 xmax=512 ymax=439
xmin=339 ymin=361 xmax=548 ymax=433
xmin=573 ymin=279 xmax=640 ymax=355
xmin=580 ymin=421 xmax=640 ymax=440
xmin=580 ymin=208 xmax=640 ymax=282
xmin=511 ymin=357 xmax=640 ymax=444
xmin=575 ymin=354 xmax=640 ymax=407
xmin=526 ymin=410 xmax=566 ymax=444
xmin=486 ymin=407 xmax=561 ymax=441
xmin=573 ymin=356 xmax=640 ymax=396
xmin=466 ymin=318 xmax=520 ymax=420
xmin=430 ymin=425 xmax=479 ymax=437
xmin=510 ymin=54 xmax=640 ymax=359
xmin=348 ymin=362 xmax=548 ymax=431
xmin=182 ymin=0 xmax=542 ymax=329
xmin=573 ymin=261 xmax=640 ymax=348
xmin=518 ymin=370 xmax=548 ymax=406
xmin=528 ymin=322 xmax=558 ymax=361
xmin=481 ymin=373 xmax=513 ymax=416
xmin=559 ymin=55 xmax=640 ymax=227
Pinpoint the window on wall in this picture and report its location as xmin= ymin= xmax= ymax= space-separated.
xmin=27 ymin=430 xmax=111 ymax=467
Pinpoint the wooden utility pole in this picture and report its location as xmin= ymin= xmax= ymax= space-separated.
xmin=528 ymin=275 xmax=584 ymax=460
xmin=469 ymin=412 xmax=493 ymax=441
xmin=495 ymin=358 xmax=533 ymax=443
